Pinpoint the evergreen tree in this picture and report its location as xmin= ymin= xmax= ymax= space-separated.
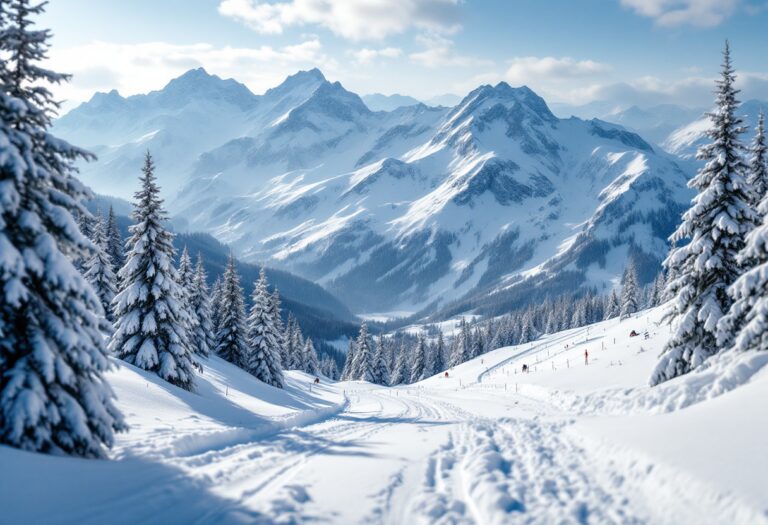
xmin=268 ymin=288 xmax=287 ymax=368
xmin=370 ymin=335 xmax=390 ymax=385
xmin=110 ymin=153 xmax=196 ymax=390
xmin=649 ymin=272 xmax=665 ymax=307
xmin=431 ymin=331 xmax=446 ymax=375
xmin=604 ymin=290 xmax=620 ymax=319
xmin=105 ymin=205 xmax=124 ymax=277
xmin=84 ymin=212 xmax=117 ymax=321
xmin=341 ymin=339 xmax=356 ymax=380
xmin=73 ymin=210 xmax=94 ymax=272
xmin=620 ymin=262 xmax=639 ymax=320
xmin=303 ymin=338 xmax=320 ymax=376
xmin=717 ymin=130 xmax=768 ymax=354
xmin=410 ymin=333 xmax=427 ymax=383
xmin=0 ymin=0 xmax=125 ymax=457
xmin=215 ymin=254 xmax=249 ymax=368
xmin=176 ymin=246 xmax=200 ymax=355
xmin=189 ymin=255 xmax=214 ymax=358
xmin=177 ymin=247 xmax=194 ymax=294
xmin=747 ymin=111 xmax=768 ymax=208
xmin=287 ymin=318 xmax=305 ymax=370
xmin=322 ymin=355 xmax=339 ymax=380
xmin=469 ymin=327 xmax=484 ymax=359
xmin=245 ymin=269 xmax=284 ymax=388
xmin=652 ymin=42 xmax=758 ymax=385
xmin=210 ymin=276 xmax=223 ymax=336
xmin=390 ymin=344 xmax=410 ymax=385
xmin=350 ymin=323 xmax=374 ymax=382
xmin=450 ymin=319 xmax=471 ymax=366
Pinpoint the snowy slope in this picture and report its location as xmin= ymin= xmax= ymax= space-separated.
xmin=2 ymin=305 xmax=765 ymax=524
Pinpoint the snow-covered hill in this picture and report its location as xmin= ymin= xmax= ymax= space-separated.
xmin=55 ymin=69 xmax=694 ymax=315
xmin=2 ymin=305 xmax=765 ymax=524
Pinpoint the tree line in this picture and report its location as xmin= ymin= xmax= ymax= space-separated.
xmin=340 ymin=260 xmax=659 ymax=386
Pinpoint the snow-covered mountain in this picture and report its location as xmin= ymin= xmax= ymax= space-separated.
xmin=602 ymin=104 xmax=705 ymax=146
xmin=56 ymin=69 xmax=694 ymax=315
xmin=362 ymin=93 xmax=422 ymax=111
xmin=663 ymin=99 xmax=768 ymax=159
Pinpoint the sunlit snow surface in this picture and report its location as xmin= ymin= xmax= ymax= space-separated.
xmin=2 ymin=304 xmax=766 ymax=525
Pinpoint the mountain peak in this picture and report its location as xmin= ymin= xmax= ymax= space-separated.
xmin=87 ymin=88 xmax=123 ymax=105
xmin=155 ymin=67 xmax=256 ymax=109
xmin=457 ymin=82 xmax=557 ymax=124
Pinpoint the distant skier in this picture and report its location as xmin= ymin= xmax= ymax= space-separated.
xmin=444 ymin=371 xmax=449 ymax=378
xmin=584 ymin=349 xmax=589 ymax=366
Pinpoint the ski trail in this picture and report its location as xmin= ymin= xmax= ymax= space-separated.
xmin=407 ymin=415 xmax=650 ymax=525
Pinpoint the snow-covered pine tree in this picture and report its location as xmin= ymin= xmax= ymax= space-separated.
xmin=431 ymin=331 xmax=446 ymax=375
xmin=303 ymin=338 xmax=320 ymax=376
xmin=747 ymin=111 xmax=767 ymax=208
xmin=327 ymin=356 xmax=339 ymax=380
xmin=176 ymin=246 xmax=200 ymax=355
xmin=215 ymin=254 xmax=249 ymax=368
xmin=604 ymin=290 xmax=620 ymax=320
xmin=370 ymin=335 xmax=390 ymax=385
xmin=716 ymin=113 xmax=768 ymax=353
xmin=570 ymin=299 xmax=587 ymax=327
xmin=177 ymin=247 xmax=194 ymax=294
xmin=76 ymin=209 xmax=95 ymax=242
xmin=84 ymin=211 xmax=117 ymax=321
xmin=341 ymin=339 xmax=355 ymax=380
xmin=469 ymin=327 xmax=484 ymax=359
xmin=110 ymin=153 xmax=197 ymax=390
xmin=268 ymin=288 xmax=287 ymax=368
xmin=283 ymin=315 xmax=296 ymax=370
xmin=0 ymin=0 xmax=125 ymax=457
xmin=73 ymin=210 xmax=95 ymax=273
xmin=188 ymin=255 xmax=214 ymax=358
xmin=245 ymin=269 xmax=285 ymax=388
xmin=210 ymin=276 xmax=223 ymax=336
xmin=410 ymin=334 xmax=427 ymax=383
xmin=105 ymin=205 xmax=124 ymax=276
xmin=390 ymin=344 xmax=410 ymax=385
xmin=321 ymin=355 xmax=339 ymax=380
xmin=450 ymin=319 xmax=471 ymax=366
xmin=287 ymin=318 xmax=305 ymax=370
xmin=649 ymin=272 xmax=665 ymax=307
xmin=520 ymin=310 xmax=536 ymax=343
xmin=350 ymin=323 xmax=374 ymax=382
xmin=651 ymin=42 xmax=758 ymax=386
xmin=620 ymin=262 xmax=639 ymax=320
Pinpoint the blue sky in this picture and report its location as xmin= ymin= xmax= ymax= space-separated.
xmin=42 ymin=0 xmax=768 ymax=110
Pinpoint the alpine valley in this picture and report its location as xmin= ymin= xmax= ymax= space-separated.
xmin=54 ymin=68 xmax=695 ymax=317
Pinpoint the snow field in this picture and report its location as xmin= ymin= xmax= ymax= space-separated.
xmin=1 ymin=305 xmax=766 ymax=524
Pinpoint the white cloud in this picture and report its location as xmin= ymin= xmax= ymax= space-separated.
xmin=218 ymin=0 xmax=461 ymax=41
xmin=620 ymin=0 xmax=740 ymax=27
xmin=572 ymin=71 xmax=768 ymax=107
xmin=351 ymin=47 xmax=402 ymax=65
xmin=46 ymin=40 xmax=336 ymax=106
xmin=505 ymin=56 xmax=610 ymax=84
xmin=409 ymin=34 xmax=491 ymax=68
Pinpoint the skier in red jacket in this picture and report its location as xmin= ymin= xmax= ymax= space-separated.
xmin=584 ymin=349 xmax=589 ymax=366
